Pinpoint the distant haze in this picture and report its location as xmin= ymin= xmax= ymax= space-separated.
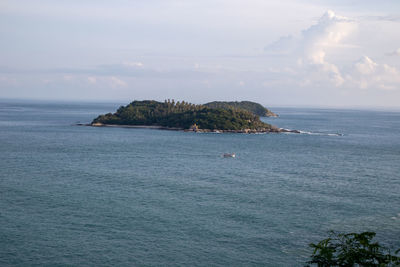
xmin=1 ymin=0 xmax=400 ymax=108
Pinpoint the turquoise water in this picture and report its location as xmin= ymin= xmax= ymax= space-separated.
xmin=1 ymin=101 xmax=399 ymax=266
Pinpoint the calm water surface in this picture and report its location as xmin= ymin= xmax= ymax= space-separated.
xmin=1 ymin=101 xmax=399 ymax=266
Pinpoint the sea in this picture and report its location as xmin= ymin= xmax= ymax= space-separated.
xmin=1 ymin=100 xmax=399 ymax=266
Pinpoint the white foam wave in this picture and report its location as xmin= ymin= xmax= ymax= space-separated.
xmin=284 ymin=129 xmax=343 ymax=136
xmin=303 ymin=131 xmax=343 ymax=136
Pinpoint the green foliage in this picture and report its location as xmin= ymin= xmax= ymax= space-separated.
xmin=92 ymin=100 xmax=272 ymax=130
xmin=204 ymin=101 xmax=277 ymax=117
xmin=306 ymin=231 xmax=400 ymax=267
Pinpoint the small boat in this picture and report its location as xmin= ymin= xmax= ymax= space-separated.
xmin=223 ymin=153 xmax=236 ymax=158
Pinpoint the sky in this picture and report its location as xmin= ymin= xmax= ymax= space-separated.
xmin=1 ymin=0 xmax=400 ymax=108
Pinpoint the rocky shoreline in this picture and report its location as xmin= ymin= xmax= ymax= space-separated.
xmin=78 ymin=123 xmax=301 ymax=134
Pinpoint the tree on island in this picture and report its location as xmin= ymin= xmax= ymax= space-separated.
xmin=306 ymin=231 xmax=400 ymax=267
xmin=92 ymin=100 xmax=277 ymax=132
xmin=204 ymin=101 xmax=278 ymax=117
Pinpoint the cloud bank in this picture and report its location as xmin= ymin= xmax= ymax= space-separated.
xmin=265 ymin=10 xmax=400 ymax=93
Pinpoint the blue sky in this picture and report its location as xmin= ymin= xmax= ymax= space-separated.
xmin=1 ymin=0 xmax=400 ymax=107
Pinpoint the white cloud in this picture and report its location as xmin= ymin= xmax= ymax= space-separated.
xmin=354 ymin=56 xmax=377 ymax=75
xmin=265 ymin=10 xmax=357 ymax=87
xmin=348 ymin=56 xmax=400 ymax=90
xmin=300 ymin=11 xmax=357 ymax=87
xmin=265 ymin=10 xmax=356 ymax=55
xmin=265 ymin=10 xmax=400 ymax=92
xmin=109 ymin=76 xmax=127 ymax=88
xmin=87 ymin=76 xmax=97 ymax=84
xmin=265 ymin=35 xmax=296 ymax=55
xmin=63 ymin=75 xmax=73 ymax=81
xmin=123 ymin=62 xmax=144 ymax=68
xmin=86 ymin=75 xmax=127 ymax=88
xmin=386 ymin=48 xmax=400 ymax=56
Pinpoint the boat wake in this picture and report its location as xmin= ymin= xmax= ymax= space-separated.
xmin=282 ymin=129 xmax=343 ymax=136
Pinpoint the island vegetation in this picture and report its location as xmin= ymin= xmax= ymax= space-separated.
xmin=204 ymin=101 xmax=278 ymax=117
xmin=91 ymin=99 xmax=287 ymax=133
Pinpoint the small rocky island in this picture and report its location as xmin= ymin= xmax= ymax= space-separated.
xmin=91 ymin=100 xmax=298 ymax=133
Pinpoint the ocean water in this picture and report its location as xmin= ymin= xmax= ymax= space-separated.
xmin=1 ymin=100 xmax=399 ymax=266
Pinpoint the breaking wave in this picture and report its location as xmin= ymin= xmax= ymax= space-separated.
xmin=282 ymin=129 xmax=343 ymax=136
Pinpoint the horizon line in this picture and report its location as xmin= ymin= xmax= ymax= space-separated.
xmin=1 ymin=97 xmax=400 ymax=112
